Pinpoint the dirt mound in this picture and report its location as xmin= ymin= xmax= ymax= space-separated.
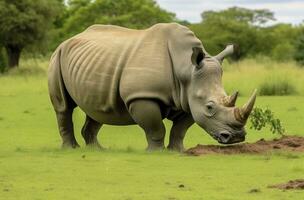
xmin=186 ymin=135 xmax=304 ymax=156
xmin=268 ymin=179 xmax=304 ymax=190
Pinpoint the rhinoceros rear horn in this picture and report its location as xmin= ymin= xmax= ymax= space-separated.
xmin=234 ymin=90 xmax=257 ymax=123
xmin=191 ymin=47 xmax=205 ymax=69
xmin=223 ymin=91 xmax=238 ymax=107
xmin=215 ymin=44 xmax=236 ymax=63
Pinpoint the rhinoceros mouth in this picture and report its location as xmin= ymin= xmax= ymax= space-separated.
xmin=211 ymin=130 xmax=246 ymax=144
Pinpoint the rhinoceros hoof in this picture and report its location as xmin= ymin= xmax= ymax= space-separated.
xmin=146 ymin=144 xmax=165 ymax=152
xmin=61 ymin=142 xmax=80 ymax=149
xmin=86 ymin=142 xmax=105 ymax=150
xmin=167 ymin=144 xmax=185 ymax=152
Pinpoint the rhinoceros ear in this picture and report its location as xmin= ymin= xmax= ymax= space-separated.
xmin=215 ymin=44 xmax=238 ymax=63
xmin=191 ymin=47 xmax=205 ymax=69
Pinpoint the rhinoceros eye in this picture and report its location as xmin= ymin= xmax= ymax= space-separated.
xmin=205 ymin=101 xmax=216 ymax=117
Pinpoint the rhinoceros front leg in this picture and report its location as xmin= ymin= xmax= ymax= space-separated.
xmin=81 ymin=115 xmax=103 ymax=149
xmin=128 ymin=99 xmax=165 ymax=151
xmin=167 ymin=114 xmax=194 ymax=152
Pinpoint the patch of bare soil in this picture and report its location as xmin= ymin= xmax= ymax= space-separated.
xmin=268 ymin=179 xmax=304 ymax=190
xmin=186 ymin=135 xmax=304 ymax=156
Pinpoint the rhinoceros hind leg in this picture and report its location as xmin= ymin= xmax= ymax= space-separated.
xmin=81 ymin=115 xmax=103 ymax=149
xmin=48 ymin=50 xmax=79 ymax=148
xmin=128 ymin=99 xmax=165 ymax=151
xmin=167 ymin=114 xmax=194 ymax=152
xmin=56 ymin=110 xmax=80 ymax=149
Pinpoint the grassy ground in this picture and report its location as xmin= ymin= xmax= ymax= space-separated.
xmin=0 ymin=59 xmax=304 ymax=200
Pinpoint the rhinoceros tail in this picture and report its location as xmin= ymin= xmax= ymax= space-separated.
xmin=48 ymin=48 xmax=76 ymax=113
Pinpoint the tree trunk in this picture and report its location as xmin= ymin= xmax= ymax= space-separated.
xmin=5 ymin=45 xmax=22 ymax=68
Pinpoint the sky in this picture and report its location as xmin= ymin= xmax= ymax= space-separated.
xmin=155 ymin=0 xmax=304 ymax=25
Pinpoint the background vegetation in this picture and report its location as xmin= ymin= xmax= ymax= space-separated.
xmin=1 ymin=0 xmax=304 ymax=70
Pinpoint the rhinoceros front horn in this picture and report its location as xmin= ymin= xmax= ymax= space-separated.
xmin=215 ymin=44 xmax=235 ymax=63
xmin=234 ymin=90 xmax=257 ymax=123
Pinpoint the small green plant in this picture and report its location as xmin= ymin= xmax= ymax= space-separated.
xmin=249 ymin=107 xmax=285 ymax=135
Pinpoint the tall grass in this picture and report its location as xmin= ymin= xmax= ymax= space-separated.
xmin=223 ymin=57 xmax=304 ymax=96
xmin=2 ymin=57 xmax=48 ymax=76
xmin=259 ymin=78 xmax=297 ymax=95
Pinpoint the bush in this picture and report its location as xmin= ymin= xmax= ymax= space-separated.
xmin=271 ymin=43 xmax=295 ymax=61
xmin=0 ymin=47 xmax=8 ymax=73
xmin=259 ymin=77 xmax=297 ymax=96
xmin=294 ymin=34 xmax=304 ymax=66
xmin=249 ymin=107 xmax=285 ymax=135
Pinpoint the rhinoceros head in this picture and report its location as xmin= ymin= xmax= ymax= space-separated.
xmin=188 ymin=45 xmax=256 ymax=144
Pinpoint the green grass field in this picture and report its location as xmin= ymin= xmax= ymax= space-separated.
xmin=0 ymin=59 xmax=304 ymax=200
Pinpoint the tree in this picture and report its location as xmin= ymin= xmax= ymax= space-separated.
xmin=0 ymin=0 xmax=63 ymax=68
xmin=201 ymin=7 xmax=275 ymax=26
xmin=59 ymin=0 xmax=176 ymax=39
xmin=190 ymin=7 xmax=276 ymax=60
xmin=267 ymin=23 xmax=299 ymax=61
xmin=294 ymin=33 xmax=304 ymax=65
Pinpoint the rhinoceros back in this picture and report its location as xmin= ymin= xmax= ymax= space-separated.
xmin=53 ymin=24 xmax=181 ymax=124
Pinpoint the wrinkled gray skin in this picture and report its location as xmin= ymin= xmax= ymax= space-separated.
xmin=48 ymin=25 xmax=256 ymax=152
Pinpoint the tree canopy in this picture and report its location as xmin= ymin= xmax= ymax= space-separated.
xmin=294 ymin=32 xmax=304 ymax=65
xmin=59 ymin=0 xmax=176 ymax=40
xmin=188 ymin=7 xmax=304 ymax=62
xmin=191 ymin=7 xmax=277 ymax=59
xmin=201 ymin=7 xmax=275 ymax=26
xmin=0 ymin=0 xmax=63 ymax=67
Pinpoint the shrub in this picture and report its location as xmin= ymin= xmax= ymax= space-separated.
xmin=249 ymin=107 xmax=285 ymax=135
xmin=294 ymin=34 xmax=304 ymax=66
xmin=271 ymin=43 xmax=295 ymax=62
xmin=259 ymin=78 xmax=297 ymax=96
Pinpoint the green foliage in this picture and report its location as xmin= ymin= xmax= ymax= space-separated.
xmin=267 ymin=24 xmax=299 ymax=61
xmin=189 ymin=7 xmax=276 ymax=59
xmin=0 ymin=47 xmax=8 ymax=73
xmin=59 ymin=0 xmax=175 ymax=40
xmin=200 ymin=7 xmax=275 ymax=26
xmin=271 ymin=43 xmax=295 ymax=61
xmin=250 ymin=107 xmax=285 ymax=135
xmin=189 ymin=7 xmax=303 ymax=61
xmin=294 ymin=33 xmax=304 ymax=65
xmin=0 ymin=0 xmax=64 ymax=67
xmin=259 ymin=78 xmax=297 ymax=96
xmin=0 ymin=0 xmax=63 ymax=47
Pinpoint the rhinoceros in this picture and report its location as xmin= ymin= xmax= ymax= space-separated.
xmin=48 ymin=23 xmax=256 ymax=151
